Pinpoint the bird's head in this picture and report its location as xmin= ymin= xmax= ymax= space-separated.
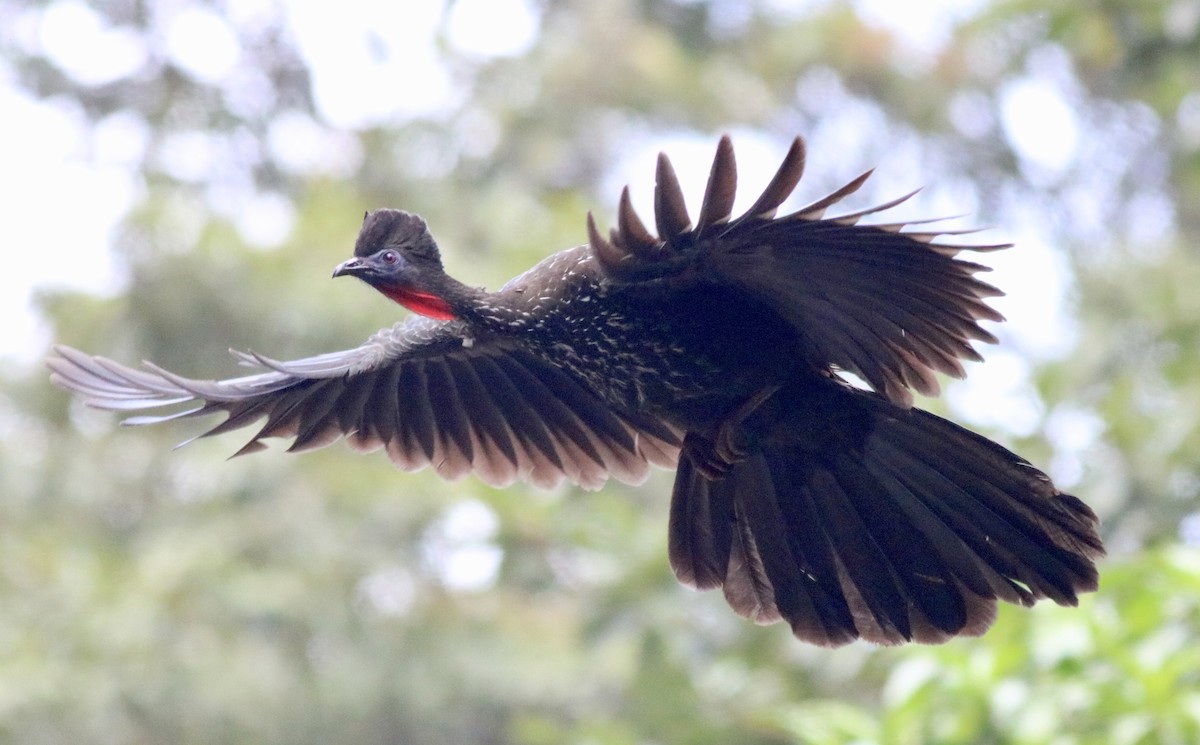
xmin=333 ymin=209 xmax=458 ymax=320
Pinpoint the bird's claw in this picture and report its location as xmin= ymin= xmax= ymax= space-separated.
xmin=683 ymin=386 xmax=780 ymax=480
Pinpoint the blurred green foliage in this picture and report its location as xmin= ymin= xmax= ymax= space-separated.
xmin=4 ymin=0 xmax=1200 ymax=742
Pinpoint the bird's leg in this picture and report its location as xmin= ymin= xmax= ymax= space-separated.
xmin=683 ymin=385 xmax=781 ymax=480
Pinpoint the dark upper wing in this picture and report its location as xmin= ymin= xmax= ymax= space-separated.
xmin=588 ymin=135 xmax=1007 ymax=407
xmin=48 ymin=317 xmax=680 ymax=490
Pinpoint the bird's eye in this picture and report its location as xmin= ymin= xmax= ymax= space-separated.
xmin=381 ymin=250 xmax=399 ymax=265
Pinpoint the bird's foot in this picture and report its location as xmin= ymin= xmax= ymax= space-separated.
xmin=683 ymin=385 xmax=780 ymax=480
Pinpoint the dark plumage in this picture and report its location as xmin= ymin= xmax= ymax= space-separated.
xmin=48 ymin=135 xmax=1103 ymax=646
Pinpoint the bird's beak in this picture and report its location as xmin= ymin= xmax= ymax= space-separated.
xmin=332 ymin=257 xmax=366 ymax=279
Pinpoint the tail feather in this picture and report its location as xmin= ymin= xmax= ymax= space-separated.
xmin=887 ymin=410 xmax=1102 ymax=560
xmin=667 ymin=387 xmax=1103 ymax=647
xmin=671 ymin=453 xmax=861 ymax=646
xmin=801 ymin=465 xmax=914 ymax=642
xmin=667 ymin=459 xmax=731 ymax=590
xmin=862 ymin=458 xmax=1030 ymax=607
xmin=869 ymin=418 xmax=1099 ymax=604
xmin=729 ymin=455 xmax=864 ymax=646
xmin=823 ymin=452 xmax=985 ymax=642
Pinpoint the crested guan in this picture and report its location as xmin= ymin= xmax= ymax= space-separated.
xmin=48 ymin=135 xmax=1103 ymax=646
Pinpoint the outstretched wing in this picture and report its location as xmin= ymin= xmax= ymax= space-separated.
xmin=588 ymin=135 xmax=1007 ymax=407
xmin=48 ymin=317 xmax=680 ymax=490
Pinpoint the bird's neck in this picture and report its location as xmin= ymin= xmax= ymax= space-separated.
xmin=379 ymin=285 xmax=458 ymax=320
xmin=378 ymin=274 xmax=488 ymax=323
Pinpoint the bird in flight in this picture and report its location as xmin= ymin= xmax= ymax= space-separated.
xmin=49 ymin=135 xmax=1103 ymax=646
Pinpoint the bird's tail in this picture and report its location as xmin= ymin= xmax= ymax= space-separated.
xmin=667 ymin=386 xmax=1103 ymax=647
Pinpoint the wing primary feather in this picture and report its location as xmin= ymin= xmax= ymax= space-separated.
xmin=617 ymin=186 xmax=661 ymax=256
xmin=473 ymin=355 xmax=565 ymax=471
xmin=123 ymin=407 xmax=206 ymax=427
xmin=228 ymin=385 xmax=314 ymax=454
xmin=54 ymin=347 xmax=151 ymax=389
xmin=421 ymin=360 xmax=475 ymax=465
xmin=825 ymin=188 xmax=921 ymax=226
xmin=789 ymin=170 xmax=874 ymax=221
xmin=362 ymin=360 xmax=404 ymax=450
xmin=395 ymin=362 xmax=438 ymax=461
xmin=734 ymin=136 xmax=807 ymax=222
xmin=523 ymin=358 xmax=640 ymax=455
xmin=198 ymin=400 xmax=271 ymax=438
xmin=445 ymin=356 xmax=520 ymax=469
xmin=490 ymin=355 xmax=605 ymax=469
xmin=287 ymin=378 xmax=348 ymax=452
xmin=654 ymin=152 xmax=693 ymax=239
xmin=696 ymin=134 xmax=737 ymax=230
xmin=335 ymin=369 xmax=378 ymax=435
xmin=92 ymin=357 xmax=196 ymax=396
xmin=587 ymin=211 xmax=628 ymax=273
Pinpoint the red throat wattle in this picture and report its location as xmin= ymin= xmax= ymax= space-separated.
xmin=379 ymin=285 xmax=457 ymax=320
